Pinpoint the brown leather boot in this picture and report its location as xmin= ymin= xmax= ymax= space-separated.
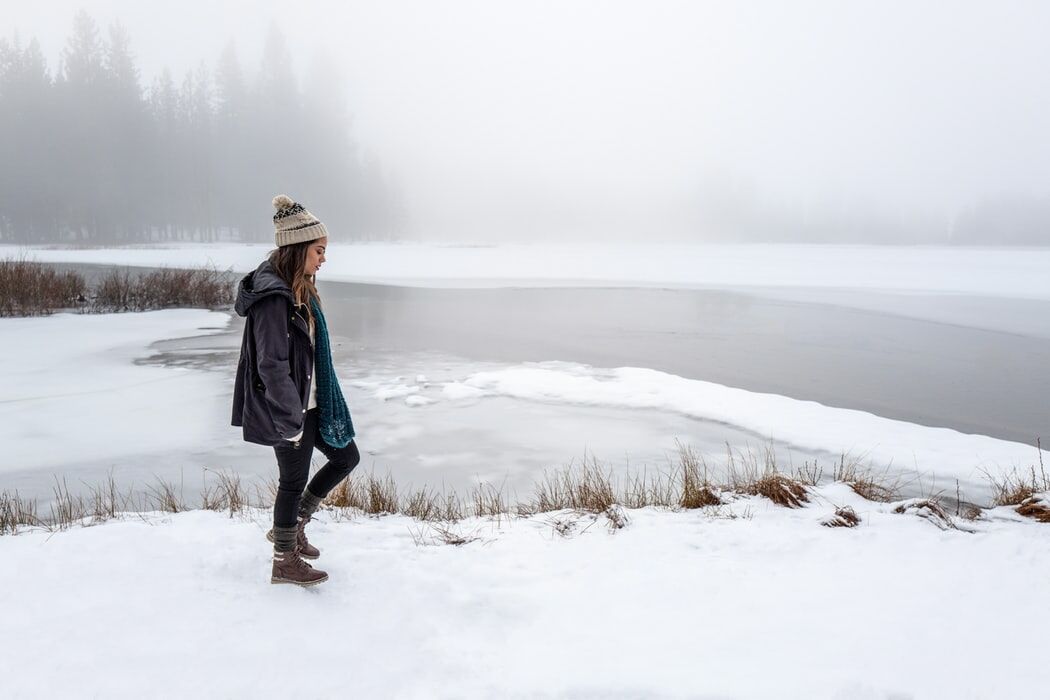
xmin=270 ymin=546 xmax=328 ymax=587
xmin=266 ymin=517 xmax=320 ymax=560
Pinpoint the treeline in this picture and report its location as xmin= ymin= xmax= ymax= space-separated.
xmin=691 ymin=175 xmax=1050 ymax=246
xmin=0 ymin=11 xmax=405 ymax=244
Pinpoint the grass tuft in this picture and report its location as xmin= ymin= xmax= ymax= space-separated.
xmin=676 ymin=441 xmax=722 ymax=508
xmin=200 ymin=469 xmax=248 ymax=517
xmin=821 ymin=506 xmax=861 ymax=528
xmin=0 ymin=491 xmax=41 ymax=534
xmin=724 ymin=443 xmax=809 ymax=508
xmin=893 ymin=498 xmax=958 ymax=531
xmin=146 ymin=476 xmax=185 ymax=513
xmin=1016 ymin=494 xmax=1050 ymax=523
xmin=982 ymin=440 xmax=1050 ymax=507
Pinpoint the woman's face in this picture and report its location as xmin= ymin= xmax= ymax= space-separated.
xmin=305 ymin=237 xmax=327 ymax=276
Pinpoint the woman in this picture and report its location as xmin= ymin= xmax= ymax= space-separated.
xmin=231 ymin=194 xmax=360 ymax=587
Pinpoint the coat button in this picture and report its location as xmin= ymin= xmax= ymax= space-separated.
xmin=302 ymin=409 xmax=306 ymax=413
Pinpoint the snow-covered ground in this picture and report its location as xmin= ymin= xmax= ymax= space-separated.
xmin=3 ymin=246 xmax=1048 ymax=698
xmin=6 ymin=241 xmax=1050 ymax=298
xmin=0 ymin=309 xmax=231 ymax=473
xmin=3 ymin=486 xmax=1047 ymax=699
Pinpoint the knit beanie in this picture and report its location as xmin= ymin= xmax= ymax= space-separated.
xmin=272 ymin=194 xmax=329 ymax=247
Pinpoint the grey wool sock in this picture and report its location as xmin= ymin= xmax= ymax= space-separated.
xmin=272 ymin=525 xmax=298 ymax=552
xmin=299 ymin=489 xmax=323 ymax=521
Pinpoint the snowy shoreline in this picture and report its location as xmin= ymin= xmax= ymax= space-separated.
xmin=2 ymin=486 xmax=1048 ymax=699
xmin=0 ymin=309 xmax=232 ymax=473
xmin=6 ymin=242 xmax=1050 ymax=298
xmin=2 ymin=310 xmax=1045 ymax=504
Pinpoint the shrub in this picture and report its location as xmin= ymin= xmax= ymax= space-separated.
xmin=92 ymin=265 xmax=233 ymax=312
xmin=0 ymin=258 xmax=86 ymax=316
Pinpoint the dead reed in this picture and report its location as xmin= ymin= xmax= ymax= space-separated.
xmin=676 ymin=440 xmax=722 ymax=508
xmin=893 ymin=498 xmax=957 ymax=531
xmin=92 ymin=265 xmax=233 ymax=312
xmin=0 ymin=491 xmax=41 ymax=534
xmin=2 ymin=440 xmax=1012 ymax=535
xmin=0 ymin=258 xmax=232 ymax=316
xmin=0 ymin=258 xmax=86 ymax=316
xmin=724 ymin=443 xmax=809 ymax=508
xmin=200 ymin=469 xmax=248 ymax=517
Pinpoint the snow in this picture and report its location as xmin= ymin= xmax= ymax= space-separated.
xmin=7 ymin=242 xmax=1050 ymax=299
xmin=443 ymin=362 xmax=1048 ymax=495
xmin=3 ymin=248 xmax=1048 ymax=697
xmin=2 ymin=487 xmax=1047 ymax=699
xmin=0 ymin=309 xmax=231 ymax=473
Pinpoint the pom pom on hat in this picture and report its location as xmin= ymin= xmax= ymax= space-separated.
xmin=272 ymin=194 xmax=296 ymax=210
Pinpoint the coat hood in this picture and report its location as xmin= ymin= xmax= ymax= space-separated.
xmin=234 ymin=259 xmax=293 ymax=316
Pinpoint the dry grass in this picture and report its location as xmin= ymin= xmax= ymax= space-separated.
xmin=677 ymin=441 xmax=722 ymax=508
xmin=982 ymin=439 xmax=1050 ymax=508
xmin=0 ymin=257 xmax=86 ymax=316
xmin=323 ymin=471 xmax=401 ymax=515
xmin=200 ymin=469 xmax=248 ymax=517
xmin=323 ymin=477 xmax=356 ymax=509
xmin=821 ymin=506 xmax=861 ymax=528
xmin=86 ymin=471 xmax=129 ymax=521
xmin=834 ymin=457 xmax=901 ymax=503
xmin=794 ymin=451 xmax=900 ymax=502
xmin=363 ymin=473 xmax=400 ymax=515
xmin=984 ymin=467 xmax=1050 ymax=507
xmin=409 ymin=522 xmax=482 ymax=546
xmin=146 ymin=476 xmax=185 ymax=513
xmin=471 ymin=482 xmax=508 ymax=519
xmin=1015 ymin=495 xmax=1050 ymax=523
xmin=92 ymin=265 xmax=233 ymax=312
xmin=544 ymin=514 xmax=577 ymax=538
xmin=527 ymin=454 xmax=617 ymax=515
xmin=402 ymin=485 xmax=464 ymax=522
xmin=49 ymin=476 xmax=87 ymax=529
xmin=4 ymin=440 xmax=1018 ymax=536
xmin=619 ymin=466 xmax=676 ymax=509
xmin=724 ymin=444 xmax=809 ymax=508
xmin=0 ymin=491 xmax=41 ymax=534
xmin=893 ymin=498 xmax=958 ymax=531
xmin=754 ymin=473 xmax=809 ymax=508
xmin=0 ymin=258 xmax=232 ymax=316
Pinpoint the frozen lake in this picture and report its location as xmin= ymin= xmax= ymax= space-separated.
xmin=4 ymin=259 xmax=1049 ymax=507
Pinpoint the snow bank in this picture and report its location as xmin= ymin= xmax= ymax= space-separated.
xmin=7 ymin=242 xmax=1050 ymax=298
xmin=444 ymin=362 xmax=1047 ymax=495
xmin=0 ymin=310 xmax=231 ymax=472
xmin=2 ymin=486 xmax=1046 ymax=699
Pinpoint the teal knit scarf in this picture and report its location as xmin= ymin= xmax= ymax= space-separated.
xmin=310 ymin=297 xmax=355 ymax=448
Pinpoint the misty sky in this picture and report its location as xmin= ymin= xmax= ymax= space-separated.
xmin=7 ymin=0 xmax=1050 ymax=241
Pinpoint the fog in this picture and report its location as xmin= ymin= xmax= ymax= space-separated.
xmin=5 ymin=0 xmax=1050 ymax=243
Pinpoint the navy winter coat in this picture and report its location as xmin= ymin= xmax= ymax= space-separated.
xmin=231 ymin=259 xmax=314 ymax=446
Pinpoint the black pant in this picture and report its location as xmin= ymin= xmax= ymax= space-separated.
xmin=273 ymin=407 xmax=361 ymax=528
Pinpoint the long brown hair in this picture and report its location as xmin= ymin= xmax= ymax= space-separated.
xmin=268 ymin=242 xmax=321 ymax=322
